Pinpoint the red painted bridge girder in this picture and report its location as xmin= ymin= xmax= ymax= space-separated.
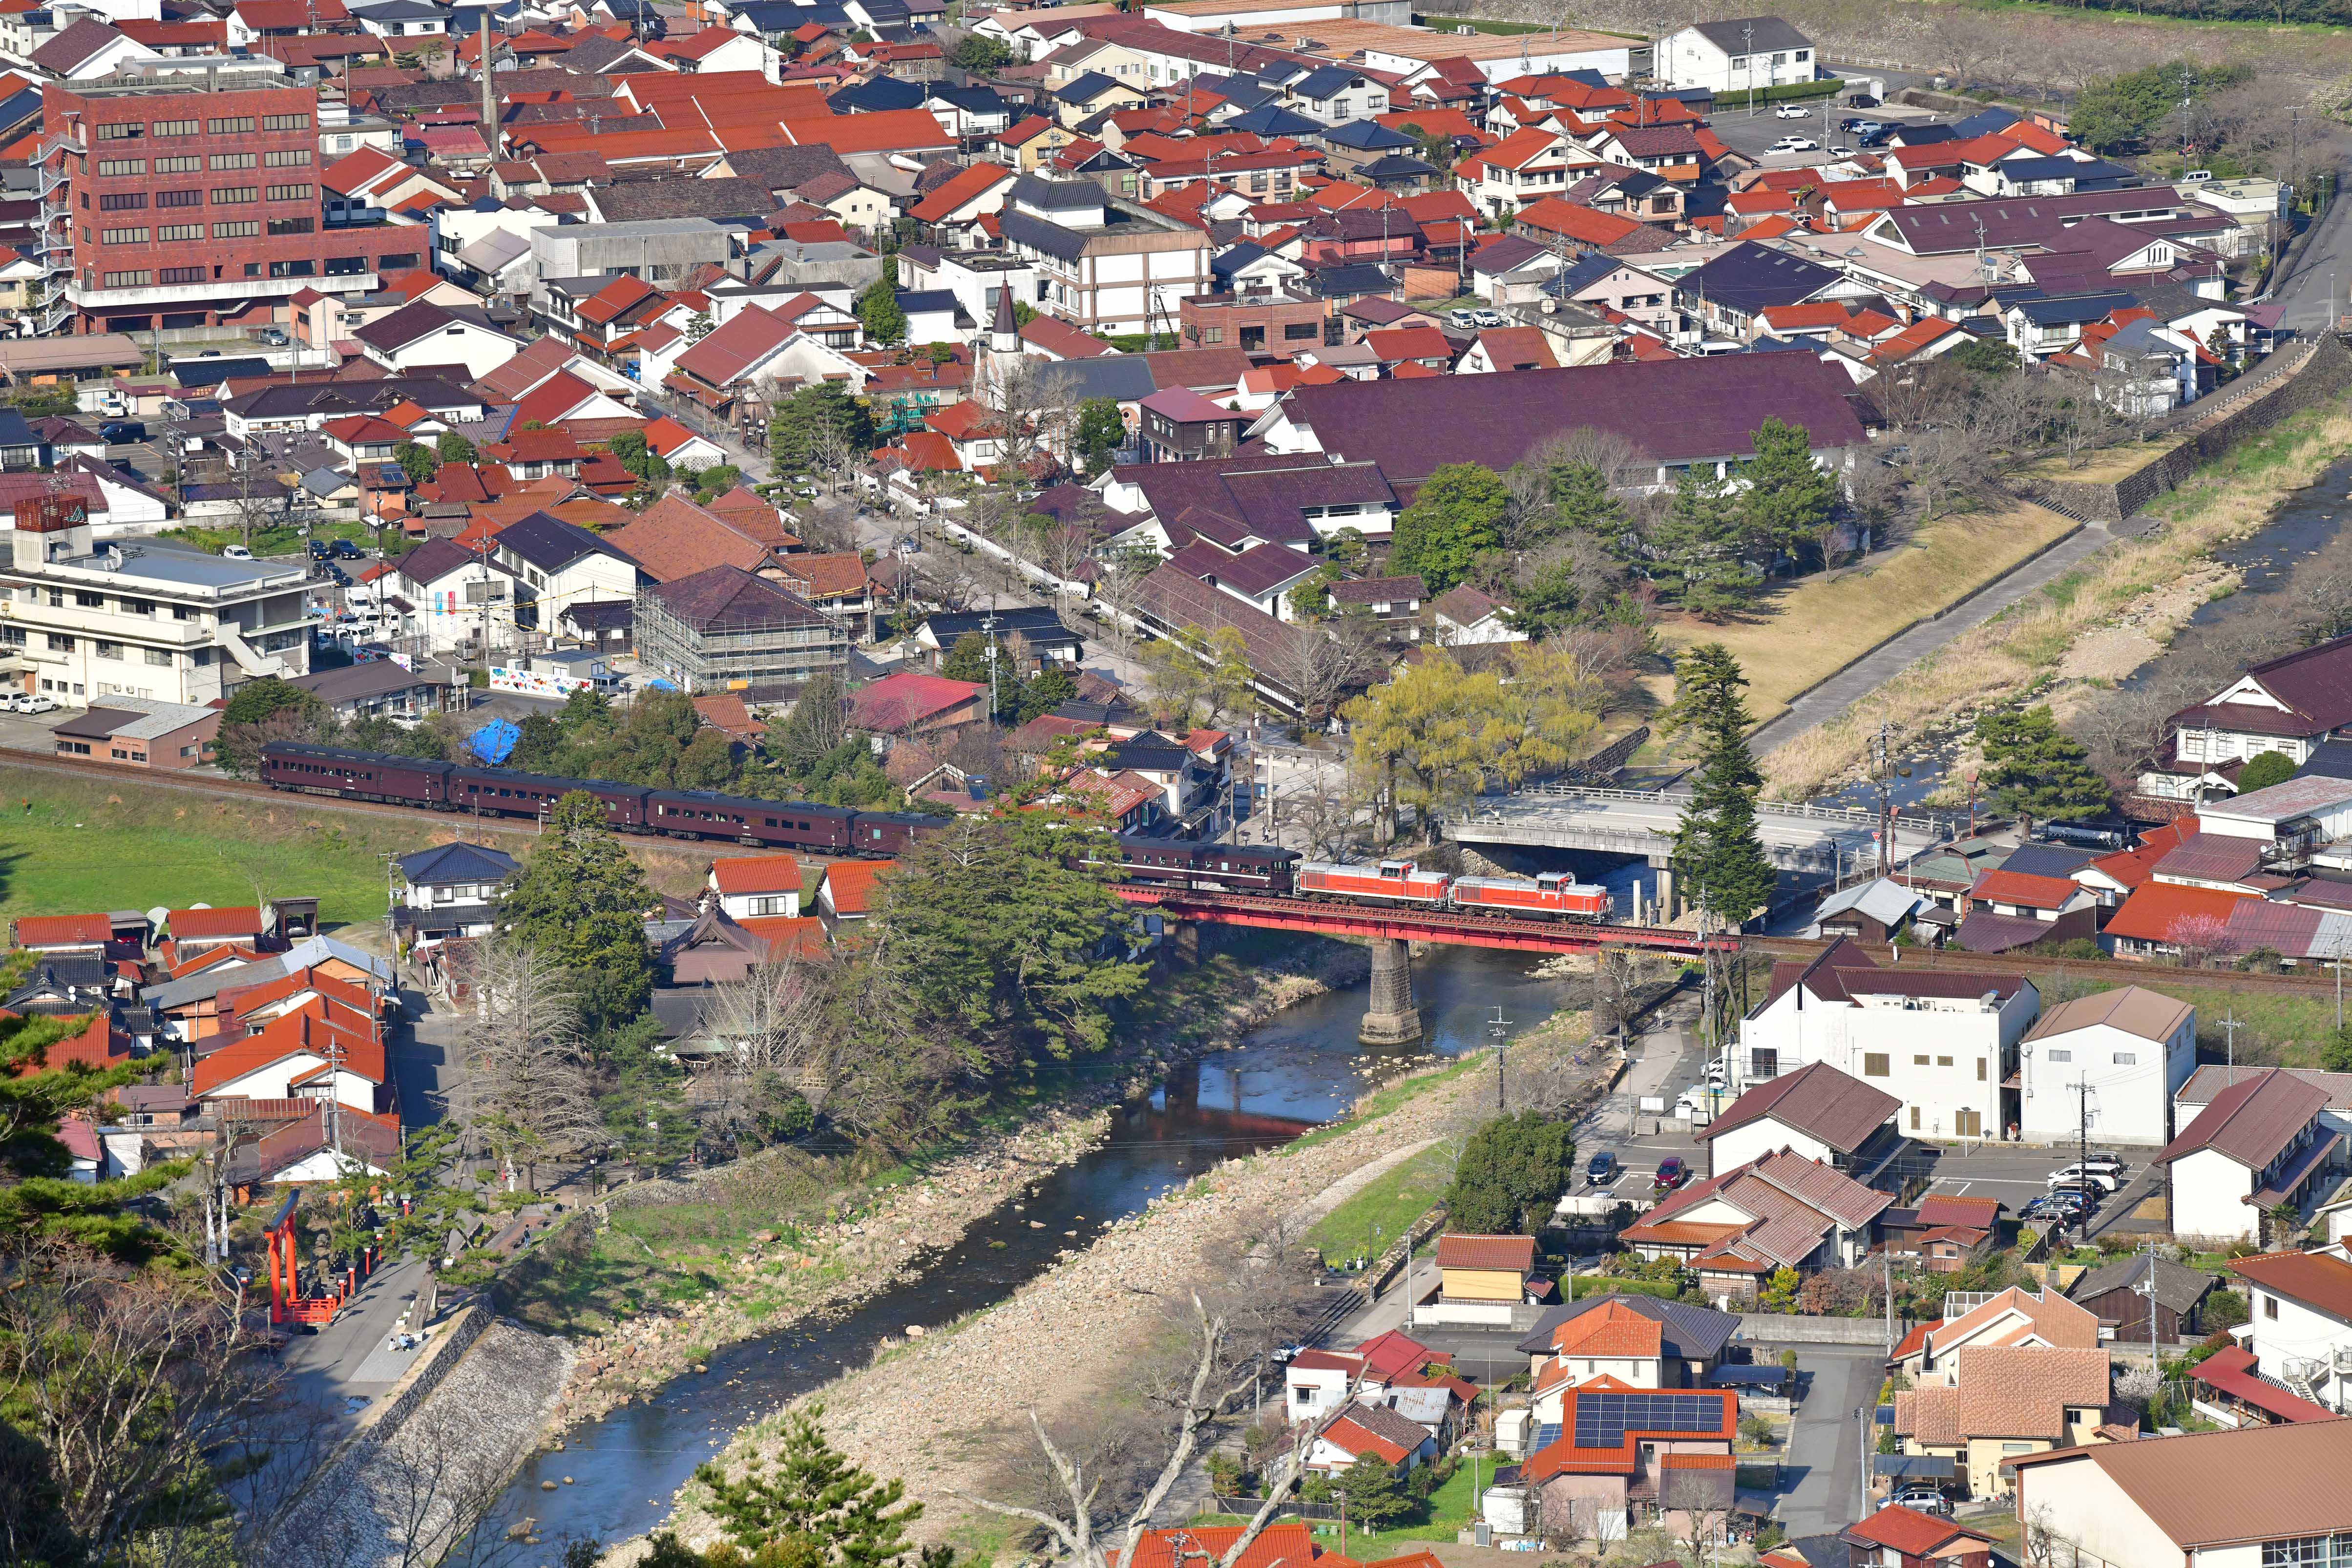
xmin=1114 ymin=885 xmax=1731 ymax=958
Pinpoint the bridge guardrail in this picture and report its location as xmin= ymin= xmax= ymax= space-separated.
xmin=1492 ymin=783 xmax=1968 ymax=837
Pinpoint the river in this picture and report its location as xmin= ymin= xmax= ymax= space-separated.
xmin=479 ymin=944 xmax=1589 ymax=1553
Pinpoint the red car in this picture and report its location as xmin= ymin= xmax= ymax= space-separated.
xmin=1653 ymin=1157 xmax=1690 ymax=1191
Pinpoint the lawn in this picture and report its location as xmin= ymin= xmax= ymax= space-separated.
xmin=1303 ymin=1143 xmax=1455 ymax=1266
xmin=2033 ymin=963 xmax=2344 ymax=1070
xmin=2020 ymin=435 xmax=2188 ymax=487
xmin=0 ymin=769 xmax=432 ymax=930
xmin=0 ymin=768 xmax=727 ymax=932
xmin=1190 ymin=1460 xmax=1494 ymax=1559
xmin=1655 ymin=500 xmax=2081 ymax=724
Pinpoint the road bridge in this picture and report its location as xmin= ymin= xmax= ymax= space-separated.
xmin=1445 ymin=786 xmax=1960 ymax=879
xmin=1113 ymin=884 xmax=1732 ymax=1046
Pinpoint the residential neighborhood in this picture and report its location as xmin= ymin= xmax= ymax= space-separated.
xmin=2 ymin=1 xmax=2352 ymax=1566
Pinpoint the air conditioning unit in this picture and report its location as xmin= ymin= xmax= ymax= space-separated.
xmin=1457 ymin=24 xmax=1475 ymax=34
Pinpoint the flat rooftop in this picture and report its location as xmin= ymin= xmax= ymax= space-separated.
xmin=34 ymin=540 xmax=310 ymax=597
xmin=1157 ymin=11 xmax=1639 ymax=62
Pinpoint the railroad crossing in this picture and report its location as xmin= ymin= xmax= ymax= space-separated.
xmin=1446 ymin=785 xmax=1959 ymax=876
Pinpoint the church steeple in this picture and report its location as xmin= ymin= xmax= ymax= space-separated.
xmin=989 ymin=284 xmax=1019 ymax=355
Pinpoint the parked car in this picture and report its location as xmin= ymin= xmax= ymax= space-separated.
xmin=2047 ymin=1167 xmax=2120 ymax=1193
xmin=11 ymin=692 xmax=60 ymax=714
xmin=222 ymin=544 xmax=252 ymax=560
xmin=1887 ymin=1488 xmax=1950 ymax=1515
xmin=1445 ymin=309 xmax=1480 ymax=330
xmin=98 ymin=420 xmax=144 ymax=444
xmin=1839 ymin=117 xmax=1883 ymax=133
xmin=1847 ymin=93 xmax=1882 ymax=107
xmin=1767 ymin=136 xmax=1820 ymax=153
xmin=1858 ymin=126 xmax=1898 ymax=147
xmin=258 ymin=328 xmax=290 ymax=347
xmin=1701 ymin=1056 xmax=1730 ymax=1085
xmin=330 ymin=539 xmax=364 ymax=559
xmin=324 ymin=564 xmax=351 ymax=587
xmin=1471 ymin=308 xmax=1508 ymax=328
xmin=2075 ymin=1152 xmax=2128 ymax=1174
xmin=1774 ymin=103 xmax=1809 ymax=118
xmin=1654 ymin=1156 xmax=1690 ymax=1191
xmin=306 ymin=540 xmax=332 ymax=560
xmin=1588 ymin=1150 xmax=1620 ymax=1186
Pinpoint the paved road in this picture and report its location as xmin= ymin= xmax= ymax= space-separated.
xmin=279 ymin=1256 xmax=433 ymax=1431
xmin=1451 ymin=788 xmax=1951 ymax=870
xmin=1746 ymin=519 xmax=2117 ymax=757
xmin=2263 ymin=135 xmax=2352 ymax=335
xmin=389 ymin=983 xmax=449 ymax=1129
xmin=1769 ymin=1347 xmax=1883 ymax=1539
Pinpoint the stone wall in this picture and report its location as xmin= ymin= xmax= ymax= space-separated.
xmin=358 ymin=1301 xmax=490 ymax=1444
xmin=1737 ymin=1312 xmax=1913 ymax=1346
xmin=2013 ymin=336 xmax=2352 ymax=523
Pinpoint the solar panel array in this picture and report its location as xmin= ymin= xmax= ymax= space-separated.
xmin=1571 ymin=1392 xmax=1721 ymax=1448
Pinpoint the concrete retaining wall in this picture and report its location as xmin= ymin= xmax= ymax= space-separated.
xmin=2013 ymin=336 xmax=2352 ymax=523
xmin=1738 ymin=1312 xmax=1911 ymax=1347
xmin=358 ymin=1302 xmax=490 ymax=1444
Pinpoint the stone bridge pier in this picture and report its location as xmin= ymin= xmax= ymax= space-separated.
xmin=1360 ymin=937 xmax=1422 ymax=1045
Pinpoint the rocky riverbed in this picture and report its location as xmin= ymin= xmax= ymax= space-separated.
xmin=543 ymin=938 xmax=1372 ymax=1430
xmin=651 ymin=1024 xmax=1614 ymax=1558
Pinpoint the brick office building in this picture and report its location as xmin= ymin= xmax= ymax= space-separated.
xmin=41 ymin=76 xmax=414 ymax=335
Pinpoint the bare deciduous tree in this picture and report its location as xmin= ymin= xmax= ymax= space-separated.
xmin=441 ymin=940 xmax=601 ymax=1192
xmin=958 ymin=1296 xmax=1317 ymax=1568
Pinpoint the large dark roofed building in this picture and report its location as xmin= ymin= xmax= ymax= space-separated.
xmin=635 ymin=565 xmax=848 ymax=701
xmin=1263 ymin=354 xmax=1869 ymax=497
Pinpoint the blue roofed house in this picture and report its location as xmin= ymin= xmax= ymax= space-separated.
xmin=2003 ymin=289 xmax=2141 ymax=358
xmin=1321 ymin=118 xmax=1419 ymax=178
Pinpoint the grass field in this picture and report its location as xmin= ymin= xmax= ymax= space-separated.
xmin=2021 ymin=434 xmax=2189 ymax=486
xmin=1191 ymin=1460 xmax=1492 ymax=1557
xmin=1654 ymin=501 xmax=2081 ymax=724
xmin=0 ymin=767 xmax=732 ymax=931
xmin=2032 ymin=963 xmax=2344 ymax=1069
xmin=1762 ymin=392 xmax=2352 ymax=798
xmin=1302 ymin=1143 xmax=1455 ymax=1265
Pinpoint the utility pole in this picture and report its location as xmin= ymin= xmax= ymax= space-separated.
xmin=1883 ymin=1247 xmax=1894 ymax=1355
xmin=1491 ymin=1005 xmax=1510 ymax=1111
xmin=2140 ymin=1241 xmax=2160 ymax=1371
xmin=2223 ymin=1007 xmax=2241 ymax=1084
xmin=1854 ymin=1405 xmax=1868 ymax=1519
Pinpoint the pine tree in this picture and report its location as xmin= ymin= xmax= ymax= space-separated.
xmin=1649 ymin=466 xmax=1758 ymax=619
xmin=1973 ymin=707 xmax=2111 ymax=828
xmin=0 ymin=1003 xmax=177 ymax=1255
xmin=1546 ymin=458 xmax=1630 ymax=548
xmin=1663 ymin=644 xmax=1776 ymax=927
xmin=504 ymin=791 xmax=657 ymax=1031
xmin=694 ymin=1405 xmax=927 ymax=1567
xmin=1737 ymin=418 xmax=1837 ymax=564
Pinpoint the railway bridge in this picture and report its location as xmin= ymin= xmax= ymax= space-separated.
xmin=1113 ymin=885 xmax=1732 ymax=1045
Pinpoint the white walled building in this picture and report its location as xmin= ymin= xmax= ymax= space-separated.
xmin=2227 ymin=1245 xmax=2352 ymax=1416
xmin=1658 ymin=16 xmax=1816 ymax=95
xmin=2017 ymin=985 xmax=2197 ymax=1148
xmin=2009 ymin=1418 xmax=2352 ymax=1568
xmin=1736 ymin=939 xmax=2037 ymax=1144
xmin=1699 ymin=1059 xmax=1901 ymax=1177
xmin=2158 ymin=1067 xmax=2335 ymax=1244
xmin=0 ymin=508 xmax=312 ymax=706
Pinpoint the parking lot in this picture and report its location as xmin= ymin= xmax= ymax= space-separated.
xmin=1704 ymin=85 xmax=1953 ymax=166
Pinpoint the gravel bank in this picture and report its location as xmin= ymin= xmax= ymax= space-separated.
xmin=548 ymin=941 xmax=1370 ymax=1428
xmin=659 ymin=1027 xmax=1612 ymax=1558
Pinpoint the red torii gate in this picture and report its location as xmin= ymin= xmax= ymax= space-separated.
xmin=264 ymin=1190 xmax=378 ymax=1327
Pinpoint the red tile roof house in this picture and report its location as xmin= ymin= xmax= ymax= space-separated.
xmin=844 ymin=671 xmax=988 ymax=739
xmin=1518 ymin=1381 xmax=1737 ymax=1528
xmin=1842 ymin=1505 xmax=1994 ymax=1568
xmin=12 ymin=913 xmax=120 ymax=955
xmin=1422 ymin=1233 xmax=1541 ymax=1326
xmin=816 ymin=860 xmax=894 ymax=928
xmin=1620 ymin=1149 xmax=1890 ymax=1301
xmin=1303 ymin=1400 xmax=1439 ymax=1476
xmin=2157 ymin=1066 xmax=2335 ymax=1245
xmin=167 ymin=905 xmax=267 ymax=956
xmin=707 ymin=853 xmax=802 ymax=920
xmin=2205 ymin=1247 xmax=2352 ymax=1422
xmin=1890 ymin=1343 xmax=2116 ymax=1499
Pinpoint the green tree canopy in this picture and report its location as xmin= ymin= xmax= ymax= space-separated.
xmin=855 ymin=257 xmax=908 ymax=346
xmin=1649 ymin=465 xmax=1757 ymax=618
xmin=1074 ymin=397 xmax=1126 ymax=476
xmin=1663 ymin=644 xmax=1776 ymax=926
xmin=393 ymin=440 xmax=439 ymax=484
xmin=692 ymin=1405 xmax=930 ymax=1567
xmin=939 ymin=630 xmax=994 ymax=688
xmin=1973 ymin=707 xmax=2110 ymax=827
xmin=0 ymin=1007 xmax=175 ymax=1256
xmin=503 ymin=791 xmax=656 ymax=1031
xmin=435 ymin=430 xmax=477 ymax=464
xmin=2238 ymin=750 xmax=2296 ymax=792
xmin=1738 ymin=418 xmax=1837 ymax=563
xmin=1390 ymin=462 xmax=1508 ymax=594
xmin=1441 ymin=1110 xmax=1577 ymax=1235
xmin=214 ymin=676 xmax=330 ymax=776
xmin=771 ymin=382 xmax=876 ymax=478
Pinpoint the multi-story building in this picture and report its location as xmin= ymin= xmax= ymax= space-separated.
xmin=38 ymin=74 xmax=399 ymax=336
xmin=995 ymin=175 xmax=1212 ymax=334
xmin=0 ymin=498 xmax=313 ymax=706
xmin=634 ymin=565 xmax=848 ymax=701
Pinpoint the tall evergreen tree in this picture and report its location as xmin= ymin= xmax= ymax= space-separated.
xmin=1973 ymin=707 xmax=2111 ymax=828
xmin=1663 ymin=644 xmax=1776 ymax=927
xmin=693 ymin=1404 xmax=929 ymax=1567
xmin=0 ymin=1007 xmax=176 ymax=1255
xmin=1649 ymin=465 xmax=1758 ymax=619
xmin=504 ymin=791 xmax=656 ymax=1031
xmin=1737 ymin=418 xmax=1837 ymax=564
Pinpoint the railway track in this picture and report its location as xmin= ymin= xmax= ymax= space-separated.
xmin=3 ymin=745 xmax=2337 ymax=999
